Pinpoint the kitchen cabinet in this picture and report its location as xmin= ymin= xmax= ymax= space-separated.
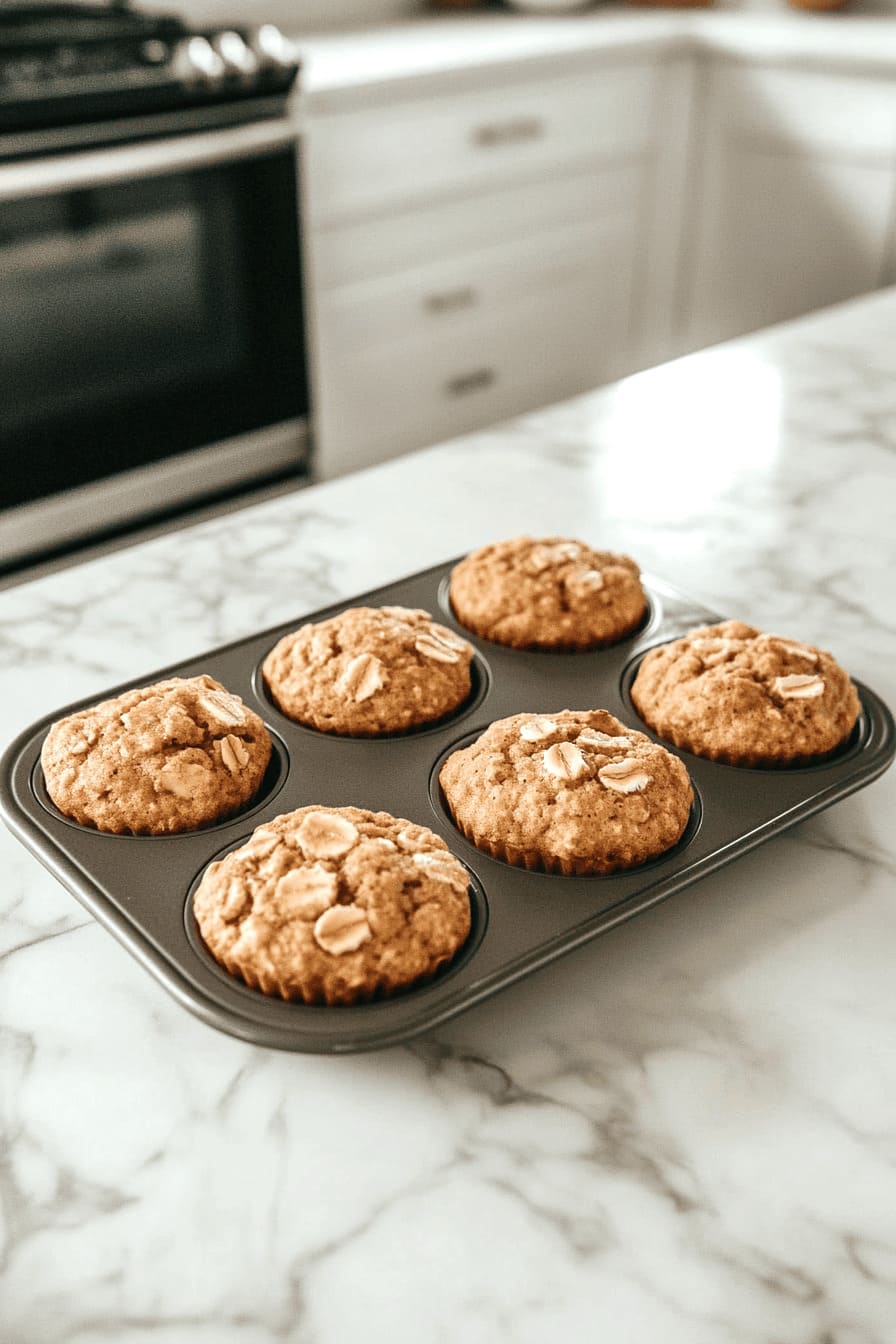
xmin=314 ymin=210 xmax=639 ymax=472
xmin=304 ymin=55 xmax=693 ymax=478
xmin=302 ymin=29 xmax=896 ymax=480
xmin=680 ymin=62 xmax=896 ymax=352
xmin=305 ymin=61 xmax=657 ymax=225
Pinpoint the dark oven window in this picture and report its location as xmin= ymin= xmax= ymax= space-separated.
xmin=1 ymin=147 xmax=306 ymax=508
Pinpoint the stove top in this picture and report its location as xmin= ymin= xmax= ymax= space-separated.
xmin=0 ymin=3 xmax=182 ymax=41
xmin=0 ymin=3 xmax=300 ymax=136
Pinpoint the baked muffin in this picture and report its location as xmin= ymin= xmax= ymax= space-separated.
xmin=192 ymin=805 xmax=472 ymax=1004
xmin=449 ymin=536 xmax=647 ymax=650
xmin=630 ymin=620 xmax=861 ymax=767
xmin=262 ymin=605 xmax=474 ymax=735
xmin=439 ymin=709 xmax=693 ymax=875
xmin=41 ymin=675 xmax=271 ymax=835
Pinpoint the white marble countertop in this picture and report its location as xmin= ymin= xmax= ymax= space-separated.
xmin=3 ymin=288 xmax=896 ymax=1341
xmin=296 ymin=7 xmax=896 ymax=107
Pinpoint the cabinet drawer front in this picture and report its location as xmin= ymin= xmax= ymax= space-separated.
xmin=306 ymin=62 xmax=657 ymax=224
xmin=713 ymin=64 xmax=896 ymax=157
xmin=314 ymin=213 xmax=635 ymax=356
xmin=313 ymin=243 xmax=636 ymax=477
xmin=311 ymin=162 xmax=643 ymax=290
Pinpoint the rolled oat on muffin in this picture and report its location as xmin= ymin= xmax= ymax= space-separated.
xmin=630 ymin=620 xmax=861 ymax=766
xmin=439 ymin=709 xmax=693 ymax=875
xmin=192 ymin=805 xmax=472 ymax=1004
xmin=448 ymin=536 xmax=647 ymax=650
xmin=262 ymin=605 xmax=474 ymax=735
xmin=40 ymin=674 xmax=271 ymax=835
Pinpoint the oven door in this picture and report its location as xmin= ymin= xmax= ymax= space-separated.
xmin=0 ymin=119 xmax=308 ymax=566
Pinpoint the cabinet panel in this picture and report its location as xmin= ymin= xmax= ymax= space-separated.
xmin=711 ymin=64 xmax=896 ymax=158
xmin=315 ymin=214 xmax=632 ymax=356
xmin=313 ymin=214 xmax=638 ymax=478
xmin=305 ymin=62 xmax=657 ymax=224
xmin=682 ymin=65 xmax=896 ymax=351
xmin=311 ymin=161 xmax=643 ymax=290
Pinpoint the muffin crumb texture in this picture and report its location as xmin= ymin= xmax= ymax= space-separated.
xmin=262 ymin=605 xmax=474 ymax=735
xmin=40 ymin=675 xmax=271 ymax=835
xmin=631 ymin=621 xmax=861 ymax=766
xmin=449 ymin=536 xmax=647 ymax=650
xmin=439 ymin=709 xmax=693 ymax=875
xmin=193 ymin=806 xmax=472 ymax=1004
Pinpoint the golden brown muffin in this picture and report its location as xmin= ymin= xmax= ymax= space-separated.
xmin=192 ymin=806 xmax=472 ymax=1004
xmin=40 ymin=675 xmax=271 ymax=835
xmin=439 ymin=709 xmax=693 ymax=875
xmin=262 ymin=606 xmax=474 ymax=735
xmin=630 ymin=621 xmax=861 ymax=767
xmin=448 ymin=536 xmax=647 ymax=650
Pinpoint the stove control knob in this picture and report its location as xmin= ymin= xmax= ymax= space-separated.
xmin=171 ymin=35 xmax=225 ymax=83
xmin=140 ymin=39 xmax=170 ymax=67
xmin=212 ymin=31 xmax=259 ymax=78
xmin=248 ymin=24 xmax=298 ymax=71
xmin=55 ymin=45 xmax=81 ymax=73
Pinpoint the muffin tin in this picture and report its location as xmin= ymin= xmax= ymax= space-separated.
xmin=2 ymin=560 xmax=893 ymax=1054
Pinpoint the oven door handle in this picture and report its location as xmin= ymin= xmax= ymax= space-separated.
xmin=0 ymin=119 xmax=297 ymax=202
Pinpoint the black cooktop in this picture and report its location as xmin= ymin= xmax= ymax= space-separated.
xmin=0 ymin=3 xmax=185 ymax=47
xmin=0 ymin=2 xmax=299 ymax=137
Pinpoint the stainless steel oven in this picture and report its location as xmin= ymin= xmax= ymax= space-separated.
xmin=0 ymin=5 xmax=309 ymax=569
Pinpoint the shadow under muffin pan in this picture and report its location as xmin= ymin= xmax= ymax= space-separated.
xmin=2 ymin=561 xmax=893 ymax=1055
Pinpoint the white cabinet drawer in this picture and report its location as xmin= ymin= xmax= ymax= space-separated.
xmin=314 ymin=212 xmax=634 ymax=357
xmin=310 ymin=161 xmax=643 ymax=290
xmin=711 ymin=64 xmax=896 ymax=158
xmin=313 ymin=225 xmax=637 ymax=478
xmin=305 ymin=61 xmax=657 ymax=224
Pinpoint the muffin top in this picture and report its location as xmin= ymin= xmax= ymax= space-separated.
xmin=262 ymin=605 xmax=474 ymax=735
xmin=40 ymin=674 xmax=271 ymax=835
xmin=439 ymin=709 xmax=693 ymax=875
xmin=449 ymin=536 xmax=647 ymax=650
xmin=192 ymin=805 xmax=472 ymax=1004
xmin=630 ymin=620 xmax=861 ymax=766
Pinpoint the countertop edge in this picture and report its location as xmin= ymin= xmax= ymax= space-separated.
xmin=293 ymin=10 xmax=896 ymax=111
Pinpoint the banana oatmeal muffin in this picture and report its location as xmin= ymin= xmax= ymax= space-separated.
xmin=439 ymin=709 xmax=693 ymax=875
xmin=448 ymin=536 xmax=647 ymax=650
xmin=630 ymin=620 xmax=861 ymax=767
xmin=262 ymin=605 xmax=474 ymax=735
xmin=41 ymin=674 xmax=271 ymax=835
xmin=192 ymin=805 xmax=472 ymax=1003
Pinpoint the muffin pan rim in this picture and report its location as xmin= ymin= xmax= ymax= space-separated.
xmin=427 ymin=723 xmax=705 ymax=879
xmin=251 ymin=647 xmax=493 ymax=742
xmin=618 ymin=645 xmax=872 ymax=774
xmin=436 ymin=572 xmax=662 ymax=652
xmin=29 ymin=728 xmax=291 ymax=839
xmin=183 ymin=838 xmax=490 ymax=1012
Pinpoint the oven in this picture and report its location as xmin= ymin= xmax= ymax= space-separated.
xmin=0 ymin=7 xmax=309 ymax=570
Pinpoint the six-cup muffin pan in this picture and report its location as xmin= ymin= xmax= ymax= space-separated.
xmin=2 ymin=560 xmax=894 ymax=1054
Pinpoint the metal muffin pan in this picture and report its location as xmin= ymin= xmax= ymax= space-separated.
xmin=2 ymin=561 xmax=893 ymax=1054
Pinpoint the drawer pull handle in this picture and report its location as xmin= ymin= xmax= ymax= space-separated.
xmin=445 ymin=367 xmax=495 ymax=397
xmin=424 ymin=286 xmax=477 ymax=314
xmin=473 ymin=117 xmax=544 ymax=148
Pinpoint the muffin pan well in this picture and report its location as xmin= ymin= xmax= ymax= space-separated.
xmin=2 ymin=561 xmax=893 ymax=1053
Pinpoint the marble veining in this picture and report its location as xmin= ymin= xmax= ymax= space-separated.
xmin=1 ymin=290 xmax=895 ymax=1341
